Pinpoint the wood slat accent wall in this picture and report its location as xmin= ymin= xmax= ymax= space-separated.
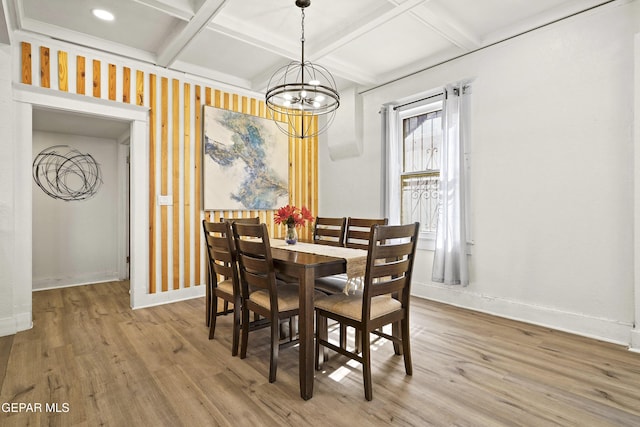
xmin=19 ymin=41 xmax=319 ymax=296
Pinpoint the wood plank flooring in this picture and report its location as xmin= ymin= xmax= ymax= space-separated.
xmin=1 ymin=281 xmax=639 ymax=426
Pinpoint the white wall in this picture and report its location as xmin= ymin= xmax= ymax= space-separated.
xmin=320 ymin=1 xmax=639 ymax=346
xmin=32 ymin=131 xmax=119 ymax=289
xmin=0 ymin=44 xmax=17 ymax=335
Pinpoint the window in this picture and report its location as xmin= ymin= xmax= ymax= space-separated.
xmin=385 ymin=94 xmax=443 ymax=246
xmin=400 ymin=104 xmax=442 ymax=234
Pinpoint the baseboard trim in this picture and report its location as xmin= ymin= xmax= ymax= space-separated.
xmin=132 ymin=285 xmax=205 ymax=310
xmin=33 ymin=273 xmax=120 ymax=290
xmin=412 ymin=281 xmax=632 ymax=348
xmin=630 ymin=328 xmax=640 ymax=352
xmin=0 ymin=312 xmax=32 ymax=337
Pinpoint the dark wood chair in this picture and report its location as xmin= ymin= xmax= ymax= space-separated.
xmin=203 ymin=216 xmax=259 ymax=326
xmin=202 ymin=220 xmax=241 ymax=355
xmin=315 ymin=222 xmax=420 ymax=400
xmin=232 ymin=222 xmax=323 ymax=383
xmin=314 ymin=217 xmax=388 ymax=296
xmin=313 ymin=217 xmax=347 ymax=247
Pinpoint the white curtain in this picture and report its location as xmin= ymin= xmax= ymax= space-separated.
xmin=381 ymin=105 xmax=401 ymax=224
xmin=432 ymin=84 xmax=470 ymax=285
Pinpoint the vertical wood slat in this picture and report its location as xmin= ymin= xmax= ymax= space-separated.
xmin=92 ymin=59 xmax=101 ymax=98
xmin=58 ymin=51 xmax=68 ymax=92
xmin=149 ymin=73 xmax=157 ymax=294
xmin=76 ymin=56 xmax=86 ymax=95
xmin=161 ymin=77 xmax=169 ymax=292
xmin=194 ymin=85 xmax=202 ymax=286
xmin=108 ymin=64 xmax=116 ymax=101
xmin=311 ymin=117 xmax=319 ymax=231
xmin=136 ymin=70 xmax=144 ymax=106
xmin=40 ymin=47 xmax=50 ymax=88
xmin=21 ymin=42 xmax=32 ymax=84
xmin=172 ymin=79 xmax=180 ymax=290
xmin=184 ymin=83 xmax=191 ymax=288
xmin=122 ymin=67 xmax=131 ymax=103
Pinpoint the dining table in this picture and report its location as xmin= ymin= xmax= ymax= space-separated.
xmin=269 ymin=239 xmax=367 ymax=400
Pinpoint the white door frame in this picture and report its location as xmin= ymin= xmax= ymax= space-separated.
xmin=13 ymin=83 xmax=149 ymax=311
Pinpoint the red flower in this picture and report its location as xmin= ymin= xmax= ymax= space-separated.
xmin=274 ymin=204 xmax=314 ymax=227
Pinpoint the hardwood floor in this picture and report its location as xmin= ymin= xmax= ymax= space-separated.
xmin=1 ymin=281 xmax=639 ymax=426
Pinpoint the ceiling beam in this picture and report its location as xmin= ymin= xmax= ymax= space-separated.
xmin=155 ymin=0 xmax=228 ymax=68
xmin=133 ymin=0 xmax=193 ymax=20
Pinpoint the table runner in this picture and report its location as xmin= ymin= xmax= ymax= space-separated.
xmin=270 ymin=239 xmax=368 ymax=294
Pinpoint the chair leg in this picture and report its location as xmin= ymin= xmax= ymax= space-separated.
xmin=205 ymin=280 xmax=211 ymax=327
xmin=240 ymin=305 xmax=250 ymax=359
xmin=339 ymin=324 xmax=347 ymax=349
xmin=362 ymin=329 xmax=373 ymax=401
xmin=401 ymin=317 xmax=412 ymax=375
xmin=269 ymin=316 xmax=279 ymax=383
xmin=208 ymin=295 xmax=218 ymax=340
xmin=392 ymin=321 xmax=402 ymax=355
xmin=354 ymin=330 xmax=362 ymax=353
xmin=315 ymin=313 xmax=327 ymax=370
xmin=231 ymin=300 xmax=240 ymax=356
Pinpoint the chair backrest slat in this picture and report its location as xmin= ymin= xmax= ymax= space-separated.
xmin=313 ymin=217 xmax=347 ymax=247
xmin=345 ymin=217 xmax=388 ymax=250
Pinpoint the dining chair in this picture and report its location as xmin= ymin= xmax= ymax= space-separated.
xmin=203 ymin=216 xmax=259 ymax=325
xmin=233 ymin=222 xmax=323 ymax=383
xmin=314 ymin=217 xmax=388 ymax=295
xmin=313 ymin=216 xmax=347 ymax=247
xmin=314 ymin=222 xmax=420 ymax=400
xmin=202 ymin=220 xmax=242 ymax=355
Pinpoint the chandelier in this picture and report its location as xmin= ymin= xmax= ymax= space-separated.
xmin=265 ymin=0 xmax=340 ymax=139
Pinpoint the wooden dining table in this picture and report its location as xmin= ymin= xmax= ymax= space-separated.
xmin=269 ymin=245 xmax=348 ymax=400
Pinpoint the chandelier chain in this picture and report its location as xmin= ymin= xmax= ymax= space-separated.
xmin=301 ymin=9 xmax=305 ymax=44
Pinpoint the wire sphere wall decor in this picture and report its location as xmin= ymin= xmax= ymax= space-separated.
xmin=32 ymin=145 xmax=103 ymax=201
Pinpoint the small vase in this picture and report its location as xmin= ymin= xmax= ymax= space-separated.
xmin=285 ymin=224 xmax=298 ymax=245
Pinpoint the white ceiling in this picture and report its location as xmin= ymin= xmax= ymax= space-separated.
xmin=1 ymin=0 xmax=615 ymax=134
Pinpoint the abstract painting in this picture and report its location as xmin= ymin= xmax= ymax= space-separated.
xmin=203 ymin=106 xmax=289 ymax=210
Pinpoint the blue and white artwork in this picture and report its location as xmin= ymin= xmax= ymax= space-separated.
xmin=203 ymin=106 xmax=289 ymax=210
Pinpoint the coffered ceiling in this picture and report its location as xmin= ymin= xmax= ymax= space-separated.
xmin=2 ymin=0 xmax=614 ymax=94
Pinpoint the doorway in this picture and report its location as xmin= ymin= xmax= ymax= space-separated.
xmin=31 ymin=108 xmax=131 ymax=290
xmin=13 ymin=85 xmax=149 ymax=321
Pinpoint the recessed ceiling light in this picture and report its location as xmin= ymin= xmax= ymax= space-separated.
xmin=92 ymin=9 xmax=114 ymax=21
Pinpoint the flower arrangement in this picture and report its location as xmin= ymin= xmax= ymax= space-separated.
xmin=274 ymin=204 xmax=314 ymax=228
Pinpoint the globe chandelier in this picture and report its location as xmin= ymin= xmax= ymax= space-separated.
xmin=265 ymin=0 xmax=340 ymax=139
